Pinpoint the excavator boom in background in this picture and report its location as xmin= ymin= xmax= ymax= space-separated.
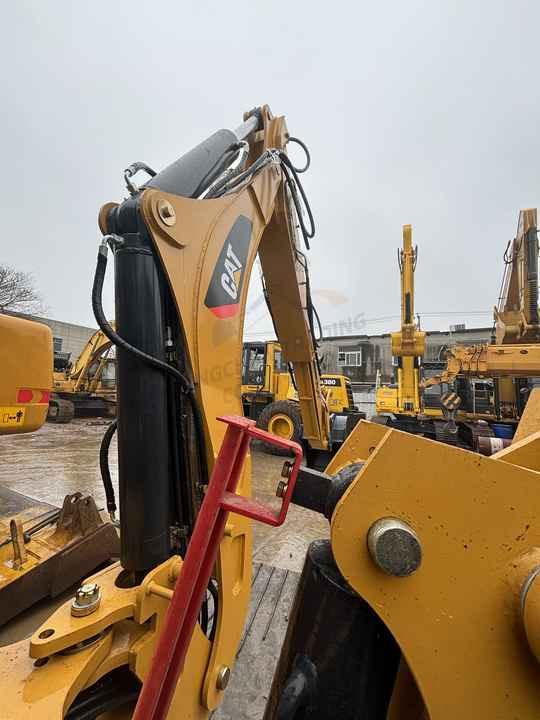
xmin=375 ymin=214 xmax=540 ymax=451
xmin=49 ymin=327 xmax=116 ymax=423
xmin=491 ymin=208 xmax=540 ymax=424
xmin=424 ymin=342 xmax=540 ymax=387
xmin=494 ymin=208 xmax=539 ymax=344
xmin=375 ymin=225 xmax=426 ymax=416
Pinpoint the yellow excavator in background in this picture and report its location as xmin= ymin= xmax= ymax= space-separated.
xmin=376 ymin=214 xmax=540 ymax=449
xmin=374 ymin=225 xmax=446 ymax=433
xmin=426 ymin=209 xmax=540 ymax=448
xmin=2 ymin=107 xmax=540 ymax=719
xmin=421 ymin=340 xmax=540 ymax=452
xmin=0 ymin=314 xmax=118 ymax=627
xmin=242 ymin=340 xmax=358 ymax=452
xmin=494 ymin=208 xmax=539 ymax=345
xmin=378 ymin=224 xmax=425 ymax=415
xmin=48 ymin=327 xmax=116 ymax=423
xmin=491 ymin=207 xmax=540 ymax=418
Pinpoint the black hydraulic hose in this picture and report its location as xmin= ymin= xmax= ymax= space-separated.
xmin=92 ymin=243 xmax=209 ymax=487
xmin=278 ymin=150 xmax=315 ymax=248
xmin=206 ymin=141 xmax=315 ymax=254
xmin=199 ymin=595 xmax=209 ymax=636
xmin=99 ymin=419 xmax=118 ymax=520
xmin=312 ymin=304 xmax=324 ymax=343
xmin=206 ymin=150 xmax=273 ymax=198
xmin=287 ymin=362 xmax=298 ymax=392
xmin=93 ymin=246 xmax=193 ymax=391
xmin=286 ymin=136 xmax=311 ymax=173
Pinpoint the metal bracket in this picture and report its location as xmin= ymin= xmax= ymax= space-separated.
xmin=10 ymin=518 xmax=27 ymax=569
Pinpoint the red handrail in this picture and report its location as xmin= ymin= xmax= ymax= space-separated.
xmin=132 ymin=415 xmax=302 ymax=720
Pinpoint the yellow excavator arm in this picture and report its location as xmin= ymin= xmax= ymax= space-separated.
xmin=54 ymin=326 xmax=113 ymax=392
xmin=423 ymin=342 xmax=540 ymax=388
xmin=494 ymin=208 xmax=539 ymax=344
xmin=376 ymin=225 xmax=425 ymax=415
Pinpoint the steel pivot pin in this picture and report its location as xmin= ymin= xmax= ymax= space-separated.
xmin=157 ymin=198 xmax=176 ymax=226
xmin=367 ymin=517 xmax=422 ymax=577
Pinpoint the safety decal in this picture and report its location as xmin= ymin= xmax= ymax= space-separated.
xmin=0 ymin=407 xmax=26 ymax=427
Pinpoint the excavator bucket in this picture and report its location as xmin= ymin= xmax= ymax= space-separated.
xmin=0 ymin=488 xmax=119 ymax=627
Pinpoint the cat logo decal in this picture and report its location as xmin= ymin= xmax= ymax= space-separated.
xmin=205 ymin=215 xmax=252 ymax=319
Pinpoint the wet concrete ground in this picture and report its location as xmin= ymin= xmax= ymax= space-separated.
xmin=0 ymin=419 xmax=328 ymax=572
xmin=0 ymin=419 xmax=329 ymax=716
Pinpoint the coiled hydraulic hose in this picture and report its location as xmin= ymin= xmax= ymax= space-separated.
xmin=92 ymin=241 xmax=209 ymax=487
xmin=99 ymin=418 xmax=118 ymax=521
xmin=207 ymin=145 xmax=315 ymax=251
xmin=286 ymin=136 xmax=311 ymax=173
xmin=278 ymin=150 xmax=315 ymax=250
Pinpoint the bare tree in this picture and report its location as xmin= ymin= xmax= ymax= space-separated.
xmin=0 ymin=265 xmax=45 ymax=315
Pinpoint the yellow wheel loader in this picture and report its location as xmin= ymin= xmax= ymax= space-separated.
xmin=241 ymin=340 xmax=358 ymax=454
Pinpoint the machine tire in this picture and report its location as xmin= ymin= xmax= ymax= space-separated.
xmin=256 ymin=400 xmax=303 ymax=455
xmin=47 ymin=398 xmax=75 ymax=424
xmin=345 ymin=411 xmax=366 ymax=438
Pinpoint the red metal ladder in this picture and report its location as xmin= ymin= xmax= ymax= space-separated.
xmin=132 ymin=414 xmax=303 ymax=720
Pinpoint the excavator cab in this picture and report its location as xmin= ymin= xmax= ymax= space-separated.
xmin=242 ymin=342 xmax=267 ymax=388
xmin=241 ymin=341 xmax=290 ymax=400
xmin=242 ymin=339 xmax=360 ymax=454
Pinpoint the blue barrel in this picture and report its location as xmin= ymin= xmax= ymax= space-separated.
xmin=491 ymin=423 xmax=514 ymax=439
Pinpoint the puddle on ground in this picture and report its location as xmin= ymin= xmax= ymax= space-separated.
xmin=0 ymin=420 xmax=328 ymax=572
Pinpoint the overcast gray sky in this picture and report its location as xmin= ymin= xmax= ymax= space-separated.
xmin=2 ymin=1 xmax=538 ymax=338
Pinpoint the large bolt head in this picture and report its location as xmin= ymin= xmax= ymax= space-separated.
xmin=216 ymin=665 xmax=231 ymax=690
xmin=71 ymin=582 xmax=101 ymax=617
xmin=367 ymin=518 xmax=422 ymax=577
xmin=276 ymin=480 xmax=287 ymax=498
xmin=76 ymin=583 xmax=99 ymax=606
xmin=281 ymin=461 xmax=293 ymax=479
